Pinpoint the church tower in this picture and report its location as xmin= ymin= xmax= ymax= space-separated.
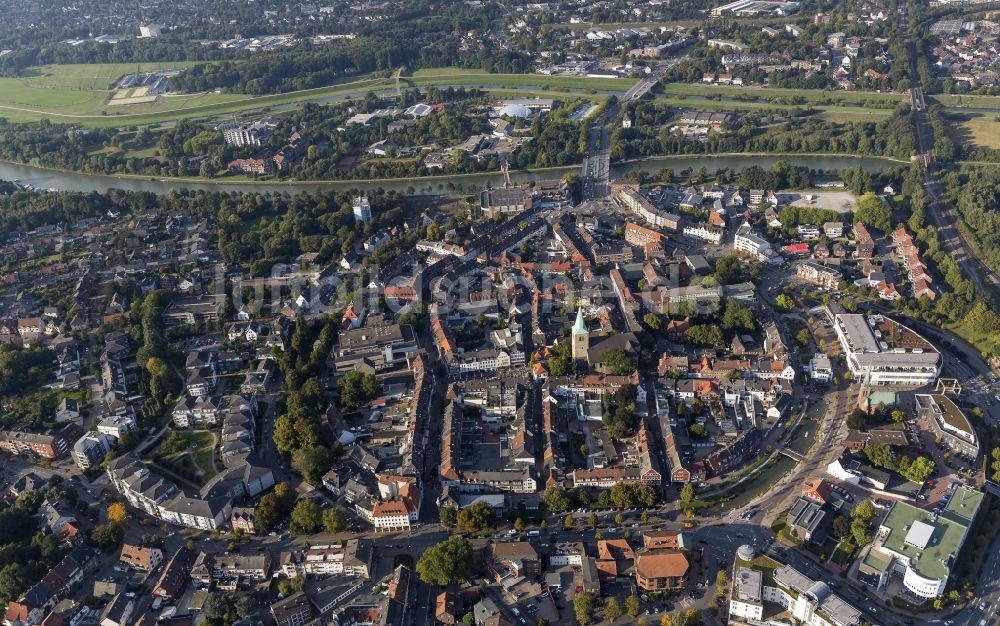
xmin=571 ymin=307 xmax=590 ymax=364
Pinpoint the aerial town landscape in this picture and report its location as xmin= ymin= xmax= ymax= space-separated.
xmin=2 ymin=1 xmax=1000 ymax=626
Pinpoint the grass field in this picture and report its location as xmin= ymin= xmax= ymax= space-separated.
xmin=0 ymin=63 xmax=626 ymax=127
xmin=660 ymin=83 xmax=905 ymax=106
xmin=945 ymin=112 xmax=1000 ymax=149
xmin=931 ymin=93 xmax=1000 ymax=110
xmin=0 ymin=62 xmax=396 ymax=126
xmin=405 ymin=68 xmax=633 ymax=91
xmin=654 ymin=95 xmax=893 ymax=121
xmin=149 ymin=430 xmax=217 ymax=486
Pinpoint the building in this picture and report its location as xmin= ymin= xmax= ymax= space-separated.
xmin=224 ymin=122 xmax=273 ymax=147
xmin=152 ymin=548 xmax=195 ymax=601
xmin=914 ymin=394 xmax=979 ymax=458
xmin=0 ymin=428 xmax=75 ymax=459
xmin=119 ymin=545 xmax=163 ymax=571
xmin=278 ymin=540 xmax=372 ymax=578
xmin=353 ymin=196 xmax=372 ymax=223
xmin=832 ymin=314 xmax=940 ymax=386
xmin=785 ymin=496 xmax=829 ymax=544
xmin=480 ymin=188 xmax=532 ymax=218
xmin=809 ymin=353 xmax=832 ymax=384
xmin=571 ymin=308 xmax=590 ymax=364
xmin=99 ymin=594 xmax=133 ymax=626
xmin=634 ymin=550 xmax=689 ymax=591
xmin=72 ymin=432 xmax=110 ymax=470
xmin=729 ymin=545 xmax=861 ymax=626
xmin=733 ymin=223 xmax=773 ymax=262
xmin=864 ymin=488 xmax=982 ymax=599
xmin=797 ymin=262 xmax=841 ymax=289
xmin=270 ymin=592 xmax=314 ymax=626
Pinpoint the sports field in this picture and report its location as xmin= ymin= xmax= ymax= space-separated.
xmin=406 ymin=68 xmax=633 ymax=92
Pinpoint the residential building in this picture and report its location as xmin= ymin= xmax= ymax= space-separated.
xmin=797 ymin=262 xmax=841 ymax=289
xmin=119 ymin=545 xmax=163 ymax=571
xmin=270 ymin=592 xmax=314 ymax=626
xmin=914 ymin=394 xmax=979 ymax=458
xmin=278 ymin=540 xmax=372 ymax=578
xmin=634 ymin=550 xmax=689 ymax=591
xmin=72 ymin=432 xmax=110 ymax=470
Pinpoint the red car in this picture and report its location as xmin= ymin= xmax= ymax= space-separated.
xmin=926 ymin=480 xmax=936 ymax=487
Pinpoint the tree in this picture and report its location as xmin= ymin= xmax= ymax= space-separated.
xmin=564 ymin=515 xmax=576 ymax=530
xmin=680 ymin=483 xmax=696 ymax=505
xmin=255 ymin=482 xmax=297 ymax=533
xmin=106 ymin=502 xmax=128 ymax=524
xmin=681 ymin=609 xmax=702 ymax=626
xmin=601 ymin=349 xmax=637 ymax=375
xmin=338 ymin=370 xmax=379 ymax=410
xmin=688 ymin=423 xmax=708 ymax=438
xmin=440 ymin=506 xmax=458 ymax=528
xmin=643 ymin=313 xmax=662 ymax=330
xmin=456 ymin=501 xmax=494 ymax=533
xmin=774 ymin=293 xmax=795 ymax=312
xmin=603 ymin=598 xmax=623 ymax=622
xmin=291 ymin=446 xmax=335 ymax=485
xmin=610 ymin=482 xmax=656 ymax=508
xmin=415 ymin=536 xmax=474 ymax=585
xmin=846 ymin=409 xmax=867 ymax=430
xmin=615 ymin=513 xmax=625 ymax=526
xmin=322 ymin=507 xmax=347 ymax=534
xmin=89 ymin=522 xmax=125 ymax=547
xmin=852 ymin=499 xmax=876 ymax=523
xmin=715 ymin=569 xmax=729 ymax=598
xmin=899 ymin=455 xmax=935 ymax=483
xmin=574 ymin=593 xmax=596 ymax=625
xmin=831 ymin=515 xmax=851 ymax=539
xmin=855 ymin=192 xmax=891 ymax=232
xmin=588 ymin=513 xmax=598 ymax=529
xmin=514 ymin=518 xmax=525 ymax=532
xmin=625 ymin=595 xmax=641 ymax=618
xmin=541 ymin=487 xmax=573 ymax=513
xmin=640 ymin=511 xmax=649 ymax=524
xmin=290 ymin=499 xmax=322 ymax=534
xmin=890 ymin=409 xmax=906 ymax=424
xmin=660 ymin=615 xmax=674 ymax=626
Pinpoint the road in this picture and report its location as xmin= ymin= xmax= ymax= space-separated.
xmin=900 ymin=6 xmax=1000 ymax=293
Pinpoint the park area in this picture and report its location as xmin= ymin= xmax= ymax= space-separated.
xmin=945 ymin=113 xmax=1000 ymax=151
xmin=147 ymin=430 xmax=218 ymax=487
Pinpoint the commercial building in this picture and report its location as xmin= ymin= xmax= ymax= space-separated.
xmin=863 ymin=487 xmax=982 ymax=599
xmin=729 ymin=545 xmax=862 ymax=626
xmin=914 ymin=394 xmax=979 ymax=458
xmin=480 ymin=188 xmax=532 ymax=218
xmin=634 ymin=550 xmax=689 ymax=591
xmin=278 ymin=540 xmax=373 ymax=578
xmin=832 ymin=314 xmax=940 ymax=386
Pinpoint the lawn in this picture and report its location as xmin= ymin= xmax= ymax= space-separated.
xmin=660 ymin=83 xmax=904 ymax=106
xmin=931 ymin=93 xmax=1000 ymax=110
xmin=148 ymin=430 xmax=217 ymax=486
xmin=944 ymin=112 xmax=1000 ymax=150
xmin=0 ymin=63 xmax=394 ymax=126
xmin=654 ymin=95 xmax=892 ymax=121
xmin=404 ymin=70 xmax=634 ymax=92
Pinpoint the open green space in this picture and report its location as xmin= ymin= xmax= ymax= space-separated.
xmin=0 ymin=62 xmax=394 ymax=126
xmin=148 ymin=430 xmax=217 ymax=486
xmin=404 ymin=70 xmax=633 ymax=92
xmin=931 ymin=93 xmax=1000 ymax=110
xmin=660 ymin=83 xmax=905 ymax=106
xmin=654 ymin=95 xmax=893 ymax=121
xmin=944 ymin=112 xmax=1000 ymax=150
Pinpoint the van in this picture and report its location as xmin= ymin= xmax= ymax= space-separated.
xmin=512 ymin=608 xmax=521 ymax=617
xmin=527 ymin=530 xmax=540 ymax=537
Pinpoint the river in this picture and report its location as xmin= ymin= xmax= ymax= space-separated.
xmin=0 ymin=154 xmax=903 ymax=196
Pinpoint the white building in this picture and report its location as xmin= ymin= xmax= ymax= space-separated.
xmin=73 ymin=431 xmax=111 ymax=469
xmin=809 ymin=353 xmax=832 ymax=384
xmin=682 ymin=223 xmax=723 ymax=245
xmin=733 ymin=222 xmax=772 ymax=261
xmin=353 ymin=196 xmax=372 ymax=223
xmin=832 ymin=314 xmax=940 ymax=386
xmin=729 ymin=545 xmax=862 ymax=626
